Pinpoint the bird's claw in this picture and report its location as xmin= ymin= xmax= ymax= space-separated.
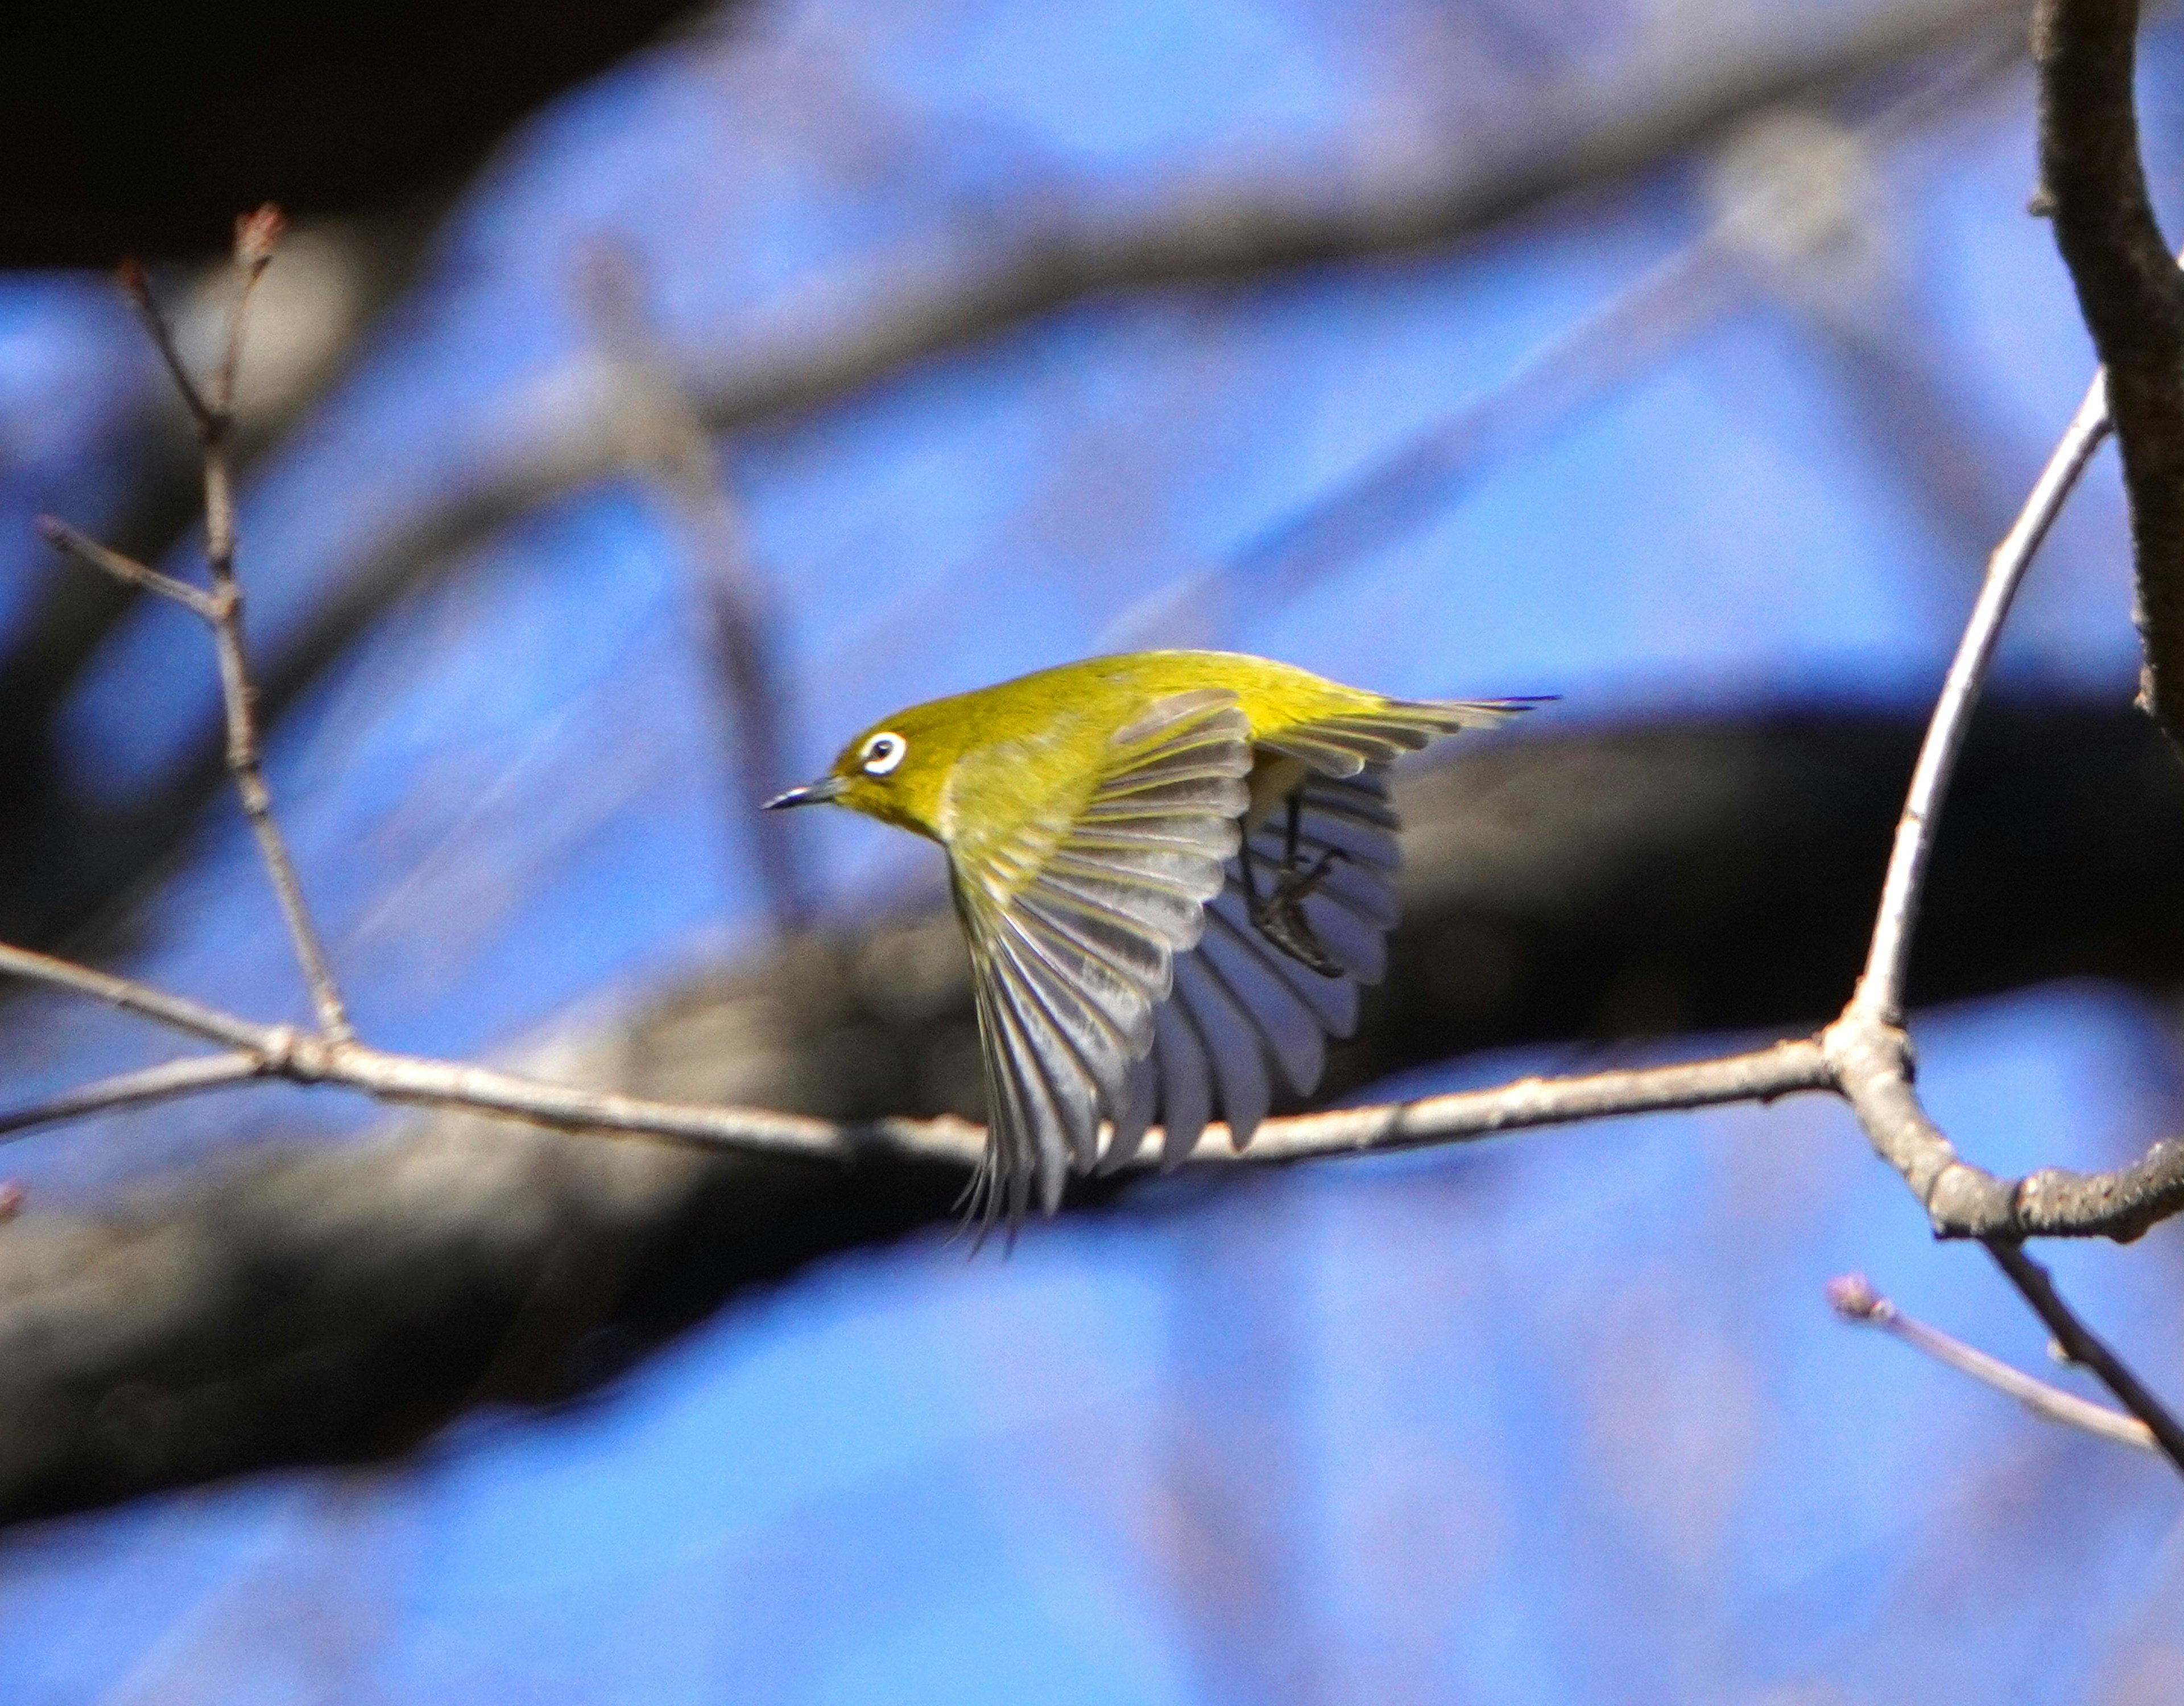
xmin=1247 ymin=847 xmax=1348 ymax=977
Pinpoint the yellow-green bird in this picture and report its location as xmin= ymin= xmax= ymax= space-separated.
xmin=766 ymin=651 xmax=1541 ymax=1229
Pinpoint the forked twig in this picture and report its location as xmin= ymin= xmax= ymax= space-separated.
xmin=111 ymin=210 xmax=353 ymax=1044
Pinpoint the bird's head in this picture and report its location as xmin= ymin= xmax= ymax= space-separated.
xmin=763 ymin=705 xmax=961 ymax=839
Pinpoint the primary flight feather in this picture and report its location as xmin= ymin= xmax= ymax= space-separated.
xmin=765 ymin=650 xmax=1541 ymax=1231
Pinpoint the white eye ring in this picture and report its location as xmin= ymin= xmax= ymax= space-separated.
xmin=859 ymin=731 xmax=907 ymax=775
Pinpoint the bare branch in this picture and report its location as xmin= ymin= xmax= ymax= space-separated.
xmin=1827 ymin=1272 xmax=2159 ymax=1454
xmin=2033 ymin=0 xmax=2184 ymax=752
xmin=120 ymin=211 xmax=355 ymax=1044
xmin=0 ymin=1054 xmax=267 ymax=1141
xmin=117 ymin=258 xmax=215 ymax=434
xmin=2010 ymin=1138 xmax=2184 ymax=1240
xmin=1815 ymin=366 xmax=2184 ymax=1252
xmin=216 ymin=206 xmax=284 ymax=416
xmin=1982 ymin=1240 xmax=2184 ymax=1472
xmin=576 ymin=243 xmax=808 ymax=930
xmin=1853 ymin=371 xmax=2113 ymax=1024
xmin=1198 ymin=1038 xmax=1832 ymax=1163
xmin=1826 ymin=1014 xmax=2015 ymax=1233
xmin=0 ymin=926 xmax=1833 ymax=1169
xmin=33 ymin=515 xmax=217 ymax=619
xmin=0 ymin=941 xmax=276 ymax=1054
xmin=1823 ymin=1009 xmax=2184 ymax=1243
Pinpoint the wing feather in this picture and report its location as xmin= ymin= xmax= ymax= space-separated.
xmin=953 ymin=691 xmax=1528 ymax=1224
xmin=1190 ymin=902 xmax=1332 ymax=1095
xmin=1136 ymin=768 xmax=1403 ymax=1159
xmin=1168 ymin=952 xmax=1274 ymax=1150
xmin=992 ymin=917 xmax=1140 ymax=1116
xmin=952 ymin=689 xmax=1251 ymax=1227
xmin=1151 ymin=996 xmax=1217 ymax=1168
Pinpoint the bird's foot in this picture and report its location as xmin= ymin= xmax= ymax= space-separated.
xmin=1247 ymin=847 xmax=1348 ymax=977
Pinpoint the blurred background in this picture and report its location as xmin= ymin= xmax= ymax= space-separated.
xmin=4 ymin=0 xmax=2184 ymax=1698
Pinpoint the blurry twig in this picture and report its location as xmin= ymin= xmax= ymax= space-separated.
xmin=576 ymin=242 xmax=808 ymax=932
xmin=1105 ymin=242 xmax=1736 ymax=649
xmin=0 ymin=1053 xmax=267 ymax=1139
xmin=1107 ymin=31 xmax=2025 ymax=651
xmin=71 ymin=0 xmax=2029 ymax=851
xmin=1827 ymin=1273 xmax=2160 ymax=1455
xmin=106 ymin=210 xmax=355 ymax=1044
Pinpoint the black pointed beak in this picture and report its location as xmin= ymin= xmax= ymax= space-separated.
xmin=763 ymin=776 xmax=847 ymax=810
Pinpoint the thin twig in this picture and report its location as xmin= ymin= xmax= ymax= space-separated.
xmin=1982 ymin=1241 xmax=2184 ymax=1472
xmin=1821 ymin=372 xmax=2117 ymax=1243
xmin=1199 ymin=1040 xmax=1832 ymax=1163
xmin=1852 ymin=371 xmax=2113 ymax=1025
xmin=0 ymin=942 xmax=276 ymax=1054
xmin=121 ymin=210 xmax=355 ymax=1044
xmin=0 ymin=1054 xmax=267 ymax=1141
xmin=1827 ymin=1272 xmax=2158 ymax=1454
xmin=117 ymin=259 xmax=214 ymax=433
xmin=33 ymin=517 xmax=217 ymax=619
xmin=0 ymin=926 xmax=1831 ymax=1169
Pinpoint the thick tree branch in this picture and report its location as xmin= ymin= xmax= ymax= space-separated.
xmin=2034 ymin=0 xmax=2184 ymax=749
xmin=10 ymin=705 xmax=2184 ymax=1518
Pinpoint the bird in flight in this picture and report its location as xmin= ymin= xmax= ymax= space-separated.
xmin=766 ymin=650 xmax=1543 ymax=1233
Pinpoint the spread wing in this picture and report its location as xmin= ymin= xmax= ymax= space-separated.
xmin=952 ymin=690 xmax=1532 ymax=1233
xmin=1101 ymin=766 xmax=1401 ymax=1171
xmin=1106 ymin=697 xmax=1532 ymax=1171
xmin=950 ymin=688 xmax=1251 ymax=1229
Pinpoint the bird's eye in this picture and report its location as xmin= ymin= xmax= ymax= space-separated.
xmin=859 ymin=731 xmax=907 ymax=775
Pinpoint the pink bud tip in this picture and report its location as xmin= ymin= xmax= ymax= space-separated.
xmin=1826 ymin=1273 xmax=1882 ymax=1320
